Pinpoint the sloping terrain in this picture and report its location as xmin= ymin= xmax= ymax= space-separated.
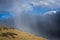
xmin=0 ymin=26 xmax=47 ymax=40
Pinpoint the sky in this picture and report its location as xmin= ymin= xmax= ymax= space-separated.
xmin=0 ymin=0 xmax=60 ymax=14
xmin=0 ymin=0 xmax=60 ymax=40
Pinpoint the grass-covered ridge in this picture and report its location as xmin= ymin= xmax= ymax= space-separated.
xmin=0 ymin=26 xmax=47 ymax=40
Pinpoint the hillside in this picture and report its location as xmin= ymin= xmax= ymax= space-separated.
xmin=0 ymin=26 xmax=47 ymax=40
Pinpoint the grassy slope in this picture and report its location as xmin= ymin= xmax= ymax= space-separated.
xmin=0 ymin=26 xmax=47 ymax=40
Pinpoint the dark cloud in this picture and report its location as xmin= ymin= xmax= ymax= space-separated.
xmin=18 ymin=11 xmax=60 ymax=40
xmin=0 ymin=0 xmax=13 ymax=11
xmin=0 ymin=10 xmax=60 ymax=40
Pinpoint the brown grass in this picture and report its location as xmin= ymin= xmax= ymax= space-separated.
xmin=0 ymin=26 xmax=47 ymax=40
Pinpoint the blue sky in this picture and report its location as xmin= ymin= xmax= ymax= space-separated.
xmin=28 ymin=6 xmax=52 ymax=14
xmin=0 ymin=11 xmax=12 ymax=20
xmin=28 ymin=6 xmax=60 ymax=14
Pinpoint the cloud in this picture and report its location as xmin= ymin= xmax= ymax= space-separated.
xmin=43 ymin=10 xmax=57 ymax=15
xmin=0 ymin=0 xmax=13 ymax=11
xmin=0 ymin=0 xmax=33 ymax=14
xmin=0 ymin=0 xmax=60 ymax=15
xmin=11 ymin=1 xmax=33 ymax=13
xmin=16 ymin=11 xmax=60 ymax=39
xmin=27 ymin=0 xmax=60 ymax=9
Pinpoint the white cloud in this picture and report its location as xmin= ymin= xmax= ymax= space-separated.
xmin=0 ymin=0 xmax=60 ymax=15
xmin=9 ymin=0 xmax=33 ymax=15
xmin=27 ymin=0 xmax=60 ymax=9
xmin=0 ymin=0 xmax=33 ymax=15
xmin=43 ymin=11 xmax=57 ymax=15
xmin=10 ymin=3 xmax=33 ymax=14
